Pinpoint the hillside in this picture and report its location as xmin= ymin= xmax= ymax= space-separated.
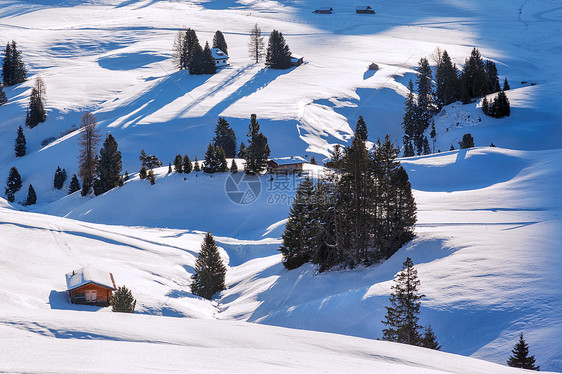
xmin=0 ymin=0 xmax=561 ymax=372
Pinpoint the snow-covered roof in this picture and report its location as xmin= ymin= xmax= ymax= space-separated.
xmin=356 ymin=6 xmax=373 ymax=10
xmin=291 ymin=54 xmax=303 ymax=61
xmin=271 ymin=156 xmax=307 ymax=166
xmin=210 ymin=48 xmax=229 ymax=60
xmin=316 ymin=7 xmax=333 ymax=11
xmin=65 ymin=266 xmax=115 ymax=291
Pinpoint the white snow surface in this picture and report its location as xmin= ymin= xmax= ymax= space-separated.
xmin=0 ymin=0 xmax=561 ymax=372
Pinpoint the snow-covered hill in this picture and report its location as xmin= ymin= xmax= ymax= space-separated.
xmin=0 ymin=0 xmax=561 ymax=372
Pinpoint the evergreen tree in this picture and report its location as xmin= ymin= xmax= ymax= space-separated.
xmin=503 ymin=77 xmax=510 ymax=91
xmin=325 ymin=144 xmax=343 ymax=169
xmin=266 ymin=30 xmax=292 ymax=69
xmin=188 ymin=39 xmax=204 ymax=75
xmin=507 ymin=333 xmax=540 ymax=370
xmin=14 ymin=126 xmax=26 ymax=158
xmin=124 ymin=171 xmax=129 ymax=181
xmin=402 ymin=80 xmax=417 ymax=157
xmin=168 ymin=163 xmax=172 ymax=173
xmin=420 ymin=325 xmax=441 ymax=350
xmin=212 ymin=30 xmax=228 ymax=56
xmin=245 ymin=114 xmax=270 ymax=174
xmin=382 ymin=257 xmax=424 ymax=345
xmin=485 ymin=60 xmax=500 ymax=93
xmin=111 ymin=286 xmax=136 ymax=313
xmin=238 ymin=142 xmax=247 ymax=158
xmin=0 ymin=83 xmax=7 ymax=105
xmin=139 ymin=166 xmax=147 ymax=179
xmin=422 ymin=136 xmax=431 ymax=155
xmin=435 ymin=49 xmax=459 ymax=108
xmin=5 ymin=166 xmax=22 ymax=202
xmin=183 ymin=155 xmax=192 ymax=174
xmin=213 ymin=117 xmax=237 ymax=158
xmin=174 ymin=154 xmax=183 ymax=173
xmin=2 ymin=41 xmax=27 ymax=86
xmin=310 ymin=156 xmax=318 ymax=165
xmin=173 ymin=28 xmax=199 ymax=70
xmin=78 ymin=112 xmax=100 ymax=196
xmin=203 ymin=143 xmax=228 ymax=173
xmin=193 ymin=156 xmax=200 ymax=172
xmin=481 ymin=97 xmax=489 ymax=115
xmin=415 ymin=57 xmax=435 ymax=153
xmin=248 ymin=24 xmax=265 ymax=63
xmin=191 ymin=232 xmax=227 ymax=300
xmin=461 ymin=48 xmax=489 ymax=99
xmin=355 ymin=115 xmax=368 ymax=141
xmin=202 ymin=41 xmax=217 ymax=75
xmin=25 ymin=184 xmax=36 ymax=206
xmin=53 ymin=166 xmax=67 ymax=190
xmin=279 ymin=177 xmax=317 ymax=269
xmin=68 ymin=174 xmax=81 ymax=194
xmin=487 ymin=91 xmax=510 ymax=118
xmin=458 ymin=133 xmax=474 ymax=149
xmin=450 ymin=145 xmax=455 ymax=151
xmin=230 ymin=158 xmax=238 ymax=173
xmin=148 ymin=169 xmax=155 ymax=185
xmin=138 ymin=149 xmax=162 ymax=170
xmin=93 ymin=134 xmax=122 ymax=196
xmin=25 ymin=77 xmax=47 ymax=129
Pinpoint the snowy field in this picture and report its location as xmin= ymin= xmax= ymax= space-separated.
xmin=0 ymin=0 xmax=561 ymax=372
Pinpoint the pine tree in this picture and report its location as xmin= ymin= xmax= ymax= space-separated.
xmin=503 ymin=77 xmax=510 ymax=91
xmin=193 ymin=157 xmax=200 ymax=172
xmin=2 ymin=41 xmax=27 ymax=86
xmin=138 ymin=150 xmax=162 ymax=170
xmin=238 ymin=142 xmax=247 ymax=158
xmin=310 ymin=156 xmax=318 ymax=165
xmin=124 ymin=171 xmax=129 ymax=181
xmin=402 ymin=80 xmax=417 ymax=157
xmin=191 ymin=232 xmax=227 ymax=300
xmin=173 ymin=28 xmax=199 ymax=70
xmin=168 ymin=163 xmax=172 ymax=173
xmin=212 ymin=30 xmax=228 ymax=56
xmin=355 ymin=115 xmax=368 ymax=141
xmin=435 ymin=50 xmax=459 ymax=108
xmin=54 ymin=166 xmax=67 ymax=190
xmin=213 ymin=117 xmax=237 ymax=158
xmin=93 ymin=134 xmax=122 ymax=196
xmin=174 ymin=154 xmax=183 ymax=173
xmin=487 ymin=91 xmax=510 ymax=118
xmin=266 ymin=30 xmax=292 ymax=69
xmin=25 ymin=77 xmax=47 ymax=129
xmin=139 ymin=166 xmax=147 ymax=179
xmin=461 ymin=48 xmax=489 ymax=99
xmin=458 ymin=133 xmax=474 ymax=149
xmin=203 ymin=143 xmax=220 ymax=173
xmin=230 ymin=158 xmax=238 ymax=173
xmin=68 ymin=174 xmax=81 ymax=194
xmin=485 ymin=60 xmax=500 ymax=93
xmin=183 ymin=155 xmax=193 ymax=173
xmin=279 ymin=177 xmax=317 ymax=269
xmin=111 ymin=286 xmax=136 ymax=313
xmin=78 ymin=112 xmax=100 ymax=196
xmin=25 ymin=184 xmax=36 ymax=206
xmin=415 ymin=58 xmax=435 ymax=152
xmin=202 ymin=41 xmax=217 ymax=75
xmin=245 ymin=114 xmax=270 ymax=174
xmin=0 ymin=83 xmax=7 ymax=105
xmin=248 ymin=24 xmax=265 ymax=63
xmin=481 ymin=97 xmax=489 ymax=115
xmin=382 ymin=257 xmax=424 ymax=345
xmin=422 ymin=136 xmax=431 ymax=155
xmin=420 ymin=325 xmax=441 ymax=350
xmin=5 ymin=166 xmax=22 ymax=202
xmin=188 ymin=39 xmax=204 ymax=75
xmin=507 ymin=333 xmax=540 ymax=370
xmin=14 ymin=126 xmax=26 ymax=158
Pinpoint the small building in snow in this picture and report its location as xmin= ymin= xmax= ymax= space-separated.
xmin=65 ymin=266 xmax=116 ymax=306
xmin=267 ymin=156 xmax=307 ymax=174
xmin=291 ymin=54 xmax=304 ymax=67
xmin=356 ymin=6 xmax=375 ymax=14
xmin=211 ymin=48 xmax=229 ymax=67
xmin=313 ymin=7 xmax=333 ymax=14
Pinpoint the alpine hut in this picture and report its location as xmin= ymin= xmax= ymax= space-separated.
xmin=66 ymin=266 xmax=116 ymax=306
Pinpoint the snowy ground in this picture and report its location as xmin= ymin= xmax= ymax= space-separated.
xmin=0 ymin=0 xmax=561 ymax=372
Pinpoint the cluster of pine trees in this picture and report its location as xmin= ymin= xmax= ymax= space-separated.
xmin=2 ymin=41 xmax=26 ymax=87
xmin=173 ymin=29 xmax=228 ymax=75
xmin=248 ymin=24 xmax=293 ymax=69
xmin=381 ymin=258 xmax=440 ymax=349
xmin=280 ymin=118 xmax=416 ymax=271
xmin=482 ymin=90 xmax=510 ymax=118
xmin=4 ymin=166 xmax=36 ymax=206
xmin=403 ymin=48 xmax=510 ymax=156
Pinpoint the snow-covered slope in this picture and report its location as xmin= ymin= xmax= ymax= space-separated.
xmin=1 ymin=0 xmax=561 ymax=371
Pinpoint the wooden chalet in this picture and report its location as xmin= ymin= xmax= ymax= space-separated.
xmin=267 ymin=156 xmax=307 ymax=174
xmin=313 ymin=7 xmax=333 ymax=14
xmin=65 ymin=266 xmax=116 ymax=306
xmin=210 ymin=48 xmax=229 ymax=67
xmin=356 ymin=6 xmax=375 ymax=14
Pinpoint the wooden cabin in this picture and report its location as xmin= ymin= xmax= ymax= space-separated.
xmin=65 ymin=267 xmax=116 ymax=306
xmin=313 ymin=7 xmax=333 ymax=14
xmin=291 ymin=54 xmax=304 ymax=67
xmin=267 ymin=156 xmax=307 ymax=174
xmin=356 ymin=6 xmax=375 ymax=14
xmin=210 ymin=48 xmax=229 ymax=67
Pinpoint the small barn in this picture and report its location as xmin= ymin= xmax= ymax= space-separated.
xmin=313 ymin=7 xmax=333 ymax=14
xmin=356 ymin=6 xmax=375 ymax=14
xmin=210 ymin=48 xmax=229 ymax=67
xmin=267 ymin=156 xmax=307 ymax=174
xmin=291 ymin=54 xmax=304 ymax=67
xmin=66 ymin=266 xmax=116 ymax=306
